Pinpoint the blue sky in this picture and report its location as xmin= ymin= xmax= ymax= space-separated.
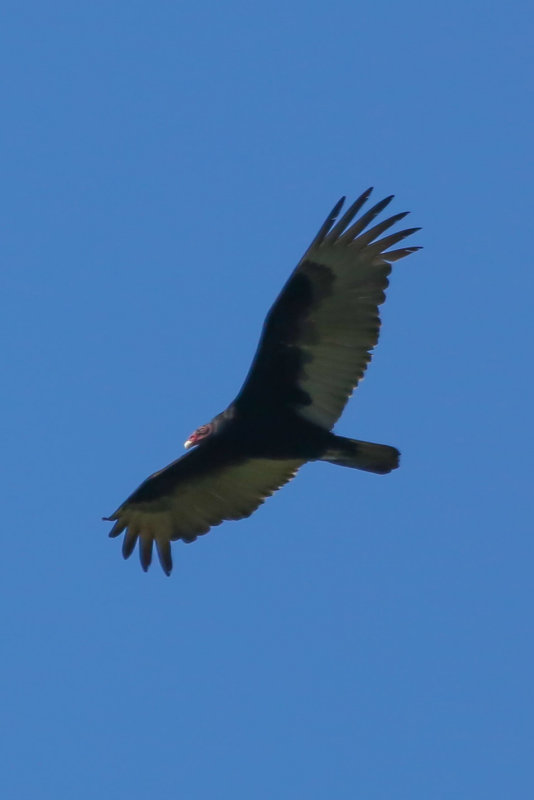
xmin=2 ymin=1 xmax=533 ymax=797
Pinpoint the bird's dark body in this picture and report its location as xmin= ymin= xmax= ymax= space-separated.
xmin=126 ymin=410 xmax=332 ymax=506
xmin=106 ymin=188 xmax=420 ymax=573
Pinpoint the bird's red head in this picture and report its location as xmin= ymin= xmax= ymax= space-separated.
xmin=184 ymin=423 xmax=213 ymax=449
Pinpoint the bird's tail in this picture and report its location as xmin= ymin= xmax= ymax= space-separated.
xmin=322 ymin=435 xmax=400 ymax=474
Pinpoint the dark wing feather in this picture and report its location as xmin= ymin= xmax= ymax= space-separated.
xmin=106 ymin=444 xmax=304 ymax=574
xmin=234 ymin=189 xmax=420 ymax=429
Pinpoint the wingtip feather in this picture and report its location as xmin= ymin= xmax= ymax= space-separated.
xmin=337 ymin=194 xmax=396 ymax=244
xmin=156 ymin=540 xmax=173 ymax=576
xmin=122 ymin=529 xmax=138 ymax=560
xmin=307 ymin=196 xmax=346 ymax=250
xmin=382 ymin=245 xmax=423 ymax=261
xmin=326 ymin=187 xmax=375 ymax=242
xmin=139 ymin=536 xmax=153 ymax=572
xmin=107 ymin=519 xmax=126 ymax=538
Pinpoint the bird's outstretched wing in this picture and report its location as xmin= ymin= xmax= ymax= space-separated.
xmin=234 ymin=188 xmax=420 ymax=429
xmin=106 ymin=444 xmax=304 ymax=575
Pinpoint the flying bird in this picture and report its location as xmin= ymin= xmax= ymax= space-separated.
xmin=105 ymin=188 xmax=420 ymax=575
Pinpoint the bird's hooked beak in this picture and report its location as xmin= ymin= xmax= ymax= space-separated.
xmin=184 ymin=438 xmax=194 ymax=450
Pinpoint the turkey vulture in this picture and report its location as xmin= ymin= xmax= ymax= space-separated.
xmin=105 ymin=188 xmax=420 ymax=575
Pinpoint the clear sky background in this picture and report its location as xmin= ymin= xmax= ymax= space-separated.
xmin=2 ymin=2 xmax=533 ymax=798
